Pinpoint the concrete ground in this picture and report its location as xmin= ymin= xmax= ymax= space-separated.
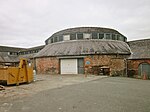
xmin=0 ymin=75 xmax=150 ymax=112
xmin=0 ymin=74 xmax=106 ymax=100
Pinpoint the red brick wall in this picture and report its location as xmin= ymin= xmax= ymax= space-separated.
xmin=36 ymin=57 xmax=59 ymax=74
xmin=127 ymin=59 xmax=150 ymax=77
xmin=84 ymin=55 xmax=126 ymax=76
xmin=36 ymin=55 xmax=127 ymax=76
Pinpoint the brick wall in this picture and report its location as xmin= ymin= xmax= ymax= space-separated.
xmin=36 ymin=57 xmax=59 ymax=74
xmin=36 ymin=54 xmax=128 ymax=76
xmin=84 ymin=55 xmax=127 ymax=76
xmin=127 ymin=59 xmax=150 ymax=78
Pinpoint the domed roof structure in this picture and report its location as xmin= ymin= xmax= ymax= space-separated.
xmin=45 ymin=27 xmax=127 ymax=44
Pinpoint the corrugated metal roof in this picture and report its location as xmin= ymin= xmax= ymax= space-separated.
xmin=0 ymin=55 xmax=19 ymax=63
xmin=20 ymin=45 xmax=45 ymax=52
xmin=0 ymin=46 xmax=26 ymax=52
xmin=19 ymin=53 xmax=36 ymax=59
xmin=0 ymin=45 xmax=45 ymax=52
xmin=3 ymin=56 xmax=19 ymax=62
xmin=128 ymin=39 xmax=150 ymax=59
xmin=35 ymin=40 xmax=131 ymax=58
xmin=0 ymin=45 xmax=45 ymax=62
xmin=0 ymin=56 xmax=4 ymax=62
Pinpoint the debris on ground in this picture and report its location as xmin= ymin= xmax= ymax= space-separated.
xmin=0 ymin=85 xmax=5 ymax=91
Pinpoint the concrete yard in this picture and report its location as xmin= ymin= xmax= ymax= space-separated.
xmin=0 ymin=75 xmax=150 ymax=112
xmin=0 ymin=74 xmax=106 ymax=100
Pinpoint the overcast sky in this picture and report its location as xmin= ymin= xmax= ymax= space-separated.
xmin=0 ymin=0 xmax=150 ymax=48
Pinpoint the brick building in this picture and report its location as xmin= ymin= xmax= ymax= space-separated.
xmin=35 ymin=27 xmax=131 ymax=76
xmin=127 ymin=39 xmax=150 ymax=79
xmin=1 ymin=27 xmax=149 ymax=79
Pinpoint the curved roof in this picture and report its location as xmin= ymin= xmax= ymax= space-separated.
xmin=35 ymin=40 xmax=131 ymax=58
xmin=51 ymin=27 xmax=121 ymax=36
xmin=45 ymin=27 xmax=127 ymax=44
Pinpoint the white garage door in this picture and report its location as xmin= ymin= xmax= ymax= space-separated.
xmin=60 ymin=59 xmax=77 ymax=74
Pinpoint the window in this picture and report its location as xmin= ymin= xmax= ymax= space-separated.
xmin=54 ymin=37 xmax=58 ymax=42
xmin=70 ymin=34 xmax=76 ymax=40
xmin=92 ymin=33 xmax=98 ymax=39
xmin=84 ymin=33 xmax=91 ymax=39
xmin=116 ymin=34 xmax=120 ymax=40
xmin=124 ymin=37 xmax=127 ymax=42
xmin=58 ymin=36 xmax=63 ymax=41
xmin=119 ymin=36 xmax=125 ymax=41
xmin=63 ymin=35 xmax=70 ymax=40
xmin=99 ymin=33 xmax=104 ymax=39
xmin=48 ymin=39 xmax=51 ymax=44
xmin=112 ymin=34 xmax=116 ymax=40
xmin=105 ymin=34 xmax=111 ymax=39
xmin=9 ymin=52 xmax=18 ymax=55
xmin=77 ymin=33 xmax=83 ymax=40
xmin=51 ymin=38 xmax=54 ymax=43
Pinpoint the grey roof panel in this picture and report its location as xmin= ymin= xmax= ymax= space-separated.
xmin=128 ymin=39 xmax=150 ymax=59
xmin=35 ymin=40 xmax=131 ymax=58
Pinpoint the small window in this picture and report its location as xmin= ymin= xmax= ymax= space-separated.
xmin=51 ymin=38 xmax=54 ymax=43
xmin=116 ymin=35 xmax=120 ymax=40
xmin=119 ymin=36 xmax=125 ymax=41
xmin=54 ymin=37 xmax=58 ymax=42
xmin=99 ymin=33 xmax=104 ymax=39
xmin=77 ymin=33 xmax=83 ymax=40
xmin=92 ymin=33 xmax=98 ymax=39
xmin=58 ymin=36 xmax=63 ymax=41
xmin=47 ymin=39 xmax=51 ymax=44
xmin=124 ymin=37 xmax=126 ymax=42
xmin=112 ymin=34 xmax=116 ymax=40
xmin=105 ymin=34 xmax=111 ymax=39
xmin=63 ymin=35 xmax=70 ymax=40
xmin=84 ymin=33 xmax=91 ymax=39
xmin=70 ymin=34 xmax=76 ymax=40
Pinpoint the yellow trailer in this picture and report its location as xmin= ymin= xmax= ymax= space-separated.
xmin=0 ymin=58 xmax=33 ymax=85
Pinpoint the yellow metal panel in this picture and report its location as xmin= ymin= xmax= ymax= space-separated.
xmin=7 ymin=68 xmax=19 ymax=85
xmin=0 ymin=68 xmax=8 ymax=81
xmin=0 ymin=58 xmax=33 ymax=85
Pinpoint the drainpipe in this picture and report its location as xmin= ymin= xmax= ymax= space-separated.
xmin=125 ymin=59 xmax=128 ymax=77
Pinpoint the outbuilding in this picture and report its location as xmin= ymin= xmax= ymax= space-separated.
xmin=127 ymin=39 xmax=150 ymax=79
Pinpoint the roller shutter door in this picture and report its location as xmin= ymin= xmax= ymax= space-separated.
xmin=60 ymin=59 xmax=77 ymax=74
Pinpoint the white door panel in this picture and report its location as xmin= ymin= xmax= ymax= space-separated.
xmin=61 ymin=59 xmax=77 ymax=74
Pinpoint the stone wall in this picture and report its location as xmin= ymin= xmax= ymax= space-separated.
xmin=36 ymin=57 xmax=59 ymax=74
xmin=84 ymin=55 xmax=127 ymax=76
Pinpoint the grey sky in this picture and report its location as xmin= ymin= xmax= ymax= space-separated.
xmin=0 ymin=0 xmax=150 ymax=48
